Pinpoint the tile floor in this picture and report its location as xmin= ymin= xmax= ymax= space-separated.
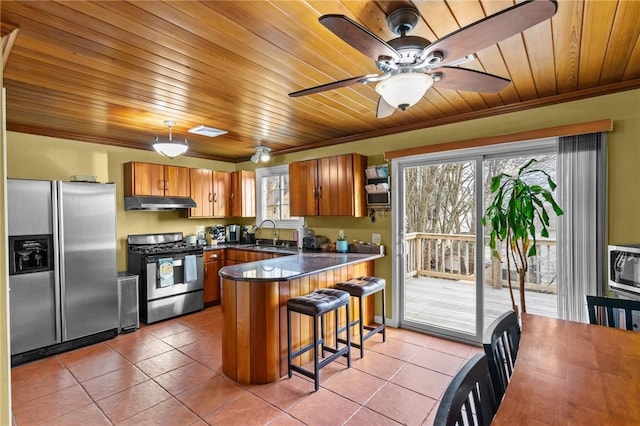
xmin=10 ymin=306 xmax=481 ymax=425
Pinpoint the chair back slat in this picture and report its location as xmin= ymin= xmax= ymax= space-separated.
xmin=586 ymin=295 xmax=640 ymax=331
xmin=434 ymin=353 xmax=497 ymax=426
xmin=482 ymin=310 xmax=521 ymax=406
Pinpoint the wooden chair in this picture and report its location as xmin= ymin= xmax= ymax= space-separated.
xmin=586 ymin=295 xmax=640 ymax=331
xmin=433 ymin=353 xmax=497 ymax=426
xmin=482 ymin=310 xmax=521 ymax=405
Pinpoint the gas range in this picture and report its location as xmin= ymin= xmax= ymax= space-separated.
xmin=127 ymin=232 xmax=204 ymax=324
xmin=127 ymin=232 xmax=203 ymax=259
xmin=128 ymin=242 xmax=201 ymax=256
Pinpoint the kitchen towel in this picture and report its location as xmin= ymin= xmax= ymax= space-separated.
xmin=158 ymin=258 xmax=174 ymax=287
xmin=185 ymin=255 xmax=197 ymax=283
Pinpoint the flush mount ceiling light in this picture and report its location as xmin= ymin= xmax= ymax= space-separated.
xmin=250 ymin=146 xmax=271 ymax=164
xmin=375 ymin=73 xmax=434 ymax=111
xmin=153 ymin=120 xmax=188 ymax=159
xmin=188 ymin=125 xmax=228 ymax=138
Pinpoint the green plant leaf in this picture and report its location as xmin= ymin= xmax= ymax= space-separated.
xmin=490 ymin=175 xmax=503 ymax=192
xmin=547 ymin=176 xmax=557 ymax=190
xmin=541 ymin=209 xmax=549 ymax=224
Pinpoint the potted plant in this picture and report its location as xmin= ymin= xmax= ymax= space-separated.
xmin=482 ymin=159 xmax=564 ymax=315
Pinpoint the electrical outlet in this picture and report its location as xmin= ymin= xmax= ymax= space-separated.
xmin=372 ymin=233 xmax=381 ymax=244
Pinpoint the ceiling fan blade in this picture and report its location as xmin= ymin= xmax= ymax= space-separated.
xmin=319 ymin=14 xmax=400 ymax=62
xmin=288 ymin=75 xmax=372 ymax=97
xmin=376 ymin=97 xmax=395 ymax=118
xmin=432 ymin=67 xmax=510 ymax=93
xmin=422 ymin=0 xmax=558 ymax=65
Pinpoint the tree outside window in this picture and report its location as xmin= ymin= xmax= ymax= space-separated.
xmin=256 ymin=165 xmax=303 ymax=229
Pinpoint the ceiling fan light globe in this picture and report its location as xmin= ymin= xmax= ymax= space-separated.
xmin=153 ymin=140 xmax=188 ymax=159
xmin=375 ymin=73 xmax=433 ymax=110
xmin=260 ymin=151 xmax=271 ymax=162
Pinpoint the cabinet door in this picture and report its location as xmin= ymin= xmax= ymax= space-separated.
xmin=231 ymin=171 xmax=256 ymax=217
xmin=188 ymin=168 xmax=213 ymax=217
xmin=318 ymin=154 xmax=366 ymax=217
xmin=289 ymin=159 xmax=318 ymax=216
xmin=164 ymin=165 xmax=190 ymax=197
xmin=125 ymin=162 xmax=165 ymax=196
xmin=203 ymin=251 xmax=223 ymax=305
xmin=212 ymin=171 xmax=231 ymax=217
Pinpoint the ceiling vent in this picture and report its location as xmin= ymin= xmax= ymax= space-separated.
xmin=188 ymin=125 xmax=228 ymax=138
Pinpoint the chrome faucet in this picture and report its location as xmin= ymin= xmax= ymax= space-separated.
xmin=257 ymin=219 xmax=279 ymax=246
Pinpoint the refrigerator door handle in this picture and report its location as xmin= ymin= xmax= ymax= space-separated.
xmin=53 ymin=182 xmax=65 ymax=342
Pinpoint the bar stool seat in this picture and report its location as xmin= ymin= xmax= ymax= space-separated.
xmin=287 ymin=288 xmax=351 ymax=391
xmin=335 ymin=276 xmax=386 ymax=358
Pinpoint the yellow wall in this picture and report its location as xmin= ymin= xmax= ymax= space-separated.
xmin=7 ymin=134 xmax=236 ymax=269
xmin=1 ymin=88 xmax=639 ymax=419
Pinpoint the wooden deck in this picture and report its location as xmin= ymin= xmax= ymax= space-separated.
xmin=404 ymin=276 xmax=557 ymax=335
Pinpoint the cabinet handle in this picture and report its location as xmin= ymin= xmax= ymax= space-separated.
xmin=317 ymin=186 xmax=322 ymax=198
xmin=213 ymin=193 xmax=218 ymax=202
xmin=231 ymin=193 xmax=235 ymax=201
xmin=208 ymin=193 xmax=213 ymax=202
xmin=209 ymin=253 xmax=218 ymax=259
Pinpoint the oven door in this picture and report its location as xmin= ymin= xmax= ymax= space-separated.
xmin=145 ymin=253 xmax=203 ymax=301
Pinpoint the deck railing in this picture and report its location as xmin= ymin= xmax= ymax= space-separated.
xmin=404 ymin=232 xmax=557 ymax=292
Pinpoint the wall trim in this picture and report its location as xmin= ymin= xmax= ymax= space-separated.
xmin=384 ymin=119 xmax=613 ymax=160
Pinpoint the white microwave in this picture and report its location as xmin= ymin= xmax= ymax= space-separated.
xmin=609 ymin=245 xmax=640 ymax=295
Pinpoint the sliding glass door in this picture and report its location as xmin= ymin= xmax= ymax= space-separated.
xmin=393 ymin=141 xmax=558 ymax=343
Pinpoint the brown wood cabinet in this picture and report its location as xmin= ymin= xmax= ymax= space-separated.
xmin=124 ymin=162 xmax=190 ymax=197
xmin=212 ymin=171 xmax=231 ymax=217
xmin=230 ymin=170 xmax=256 ymax=217
xmin=187 ymin=169 xmax=231 ymax=218
xmin=203 ymin=250 xmax=225 ymax=306
xmin=189 ymin=168 xmax=213 ymax=217
xmin=289 ymin=153 xmax=366 ymax=217
xmin=226 ymin=248 xmax=282 ymax=265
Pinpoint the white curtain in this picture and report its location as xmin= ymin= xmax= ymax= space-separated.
xmin=557 ymin=132 xmax=607 ymax=322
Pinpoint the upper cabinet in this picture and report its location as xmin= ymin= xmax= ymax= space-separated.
xmin=124 ymin=162 xmax=189 ymax=197
xmin=212 ymin=171 xmax=231 ymax=218
xmin=188 ymin=169 xmax=231 ymax=218
xmin=289 ymin=153 xmax=366 ymax=217
xmin=230 ymin=170 xmax=256 ymax=218
xmin=189 ymin=168 xmax=214 ymax=217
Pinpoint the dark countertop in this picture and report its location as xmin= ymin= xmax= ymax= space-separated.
xmin=219 ymin=252 xmax=383 ymax=282
xmin=202 ymin=243 xmax=298 ymax=255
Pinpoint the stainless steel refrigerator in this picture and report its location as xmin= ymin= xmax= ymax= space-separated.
xmin=8 ymin=179 xmax=118 ymax=365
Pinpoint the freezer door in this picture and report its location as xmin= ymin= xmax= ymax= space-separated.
xmin=58 ymin=182 xmax=118 ymax=341
xmin=7 ymin=179 xmax=60 ymax=354
xmin=9 ymin=271 xmax=59 ymax=354
xmin=7 ymin=179 xmax=54 ymax=236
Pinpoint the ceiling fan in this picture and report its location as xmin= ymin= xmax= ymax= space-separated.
xmin=289 ymin=0 xmax=558 ymax=118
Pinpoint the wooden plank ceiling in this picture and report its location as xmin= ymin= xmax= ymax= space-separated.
xmin=1 ymin=1 xmax=639 ymax=162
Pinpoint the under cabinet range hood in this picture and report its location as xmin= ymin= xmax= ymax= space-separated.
xmin=124 ymin=195 xmax=197 ymax=211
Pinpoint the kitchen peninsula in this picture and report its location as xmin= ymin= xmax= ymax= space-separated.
xmin=219 ymin=250 xmax=384 ymax=385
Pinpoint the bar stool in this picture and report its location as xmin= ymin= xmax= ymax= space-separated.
xmin=287 ymin=288 xmax=351 ymax=391
xmin=335 ymin=276 xmax=386 ymax=358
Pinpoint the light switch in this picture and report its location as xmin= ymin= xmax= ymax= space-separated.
xmin=372 ymin=233 xmax=381 ymax=244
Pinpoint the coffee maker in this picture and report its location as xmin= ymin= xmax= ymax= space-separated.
xmin=226 ymin=224 xmax=241 ymax=243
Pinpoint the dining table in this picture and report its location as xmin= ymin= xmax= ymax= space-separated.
xmin=492 ymin=313 xmax=640 ymax=425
